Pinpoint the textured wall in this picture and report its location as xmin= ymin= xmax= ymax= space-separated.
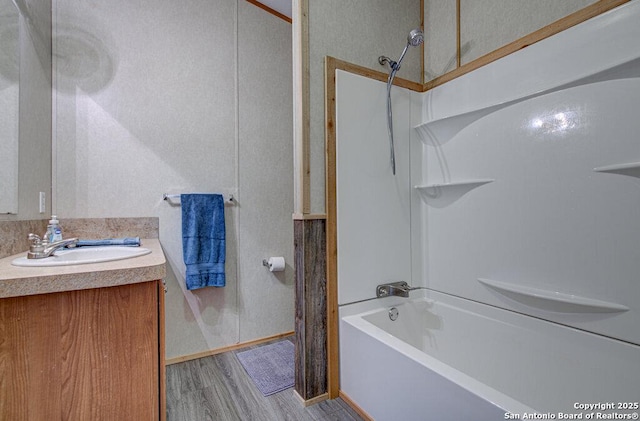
xmin=307 ymin=0 xmax=422 ymax=213
xmin=424 ymin=0 xmax=457 ymax=81
xmin=424 ymin=0 xmax=598 ymax=81
xmin=54 ymin=0 xmax=293 ymax=359
xmin=461 ymin=0 xmax=597 ymax=64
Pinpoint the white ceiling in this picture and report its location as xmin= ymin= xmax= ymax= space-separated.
xmin=257 ymin=0 xmax=292 ymax=19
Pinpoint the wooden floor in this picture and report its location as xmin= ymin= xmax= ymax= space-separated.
xmin=166 ymin=340 xmax=364 ymax=421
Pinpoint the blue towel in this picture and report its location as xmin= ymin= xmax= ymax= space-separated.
xmin=75 ymin=237 xmax=141 ymax=247
xmin=181 ymin=194 xmax=226 ymax=290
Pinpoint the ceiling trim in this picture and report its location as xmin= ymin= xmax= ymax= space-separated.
xmin=245 ymin=0 xmax=292 ymax=24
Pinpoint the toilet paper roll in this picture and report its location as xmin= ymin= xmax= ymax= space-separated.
xmin=267 ymin=257 xmax=285 ymax=272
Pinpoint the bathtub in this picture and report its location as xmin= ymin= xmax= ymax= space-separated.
xmin=339 ymin=289 xmax=640 ymax=421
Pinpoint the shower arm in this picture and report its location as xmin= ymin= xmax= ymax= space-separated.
xmin=378 ymin=55 xmax=397 ymax=70
xmin=379 ymin=43 xmax=410 ymax=72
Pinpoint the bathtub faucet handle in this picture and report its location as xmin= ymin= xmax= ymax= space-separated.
xmin=377 ymin=286 xmax=390 ymax=297
xmin=376 ymin=281 xmax=418 ymax=298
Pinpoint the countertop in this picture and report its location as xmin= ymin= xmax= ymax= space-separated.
xmin=0 ymin=239 xmax=166 ymax=298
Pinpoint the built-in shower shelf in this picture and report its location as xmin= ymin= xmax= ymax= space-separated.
xmin=593 ymin=161 xmax=640 ymax=178
xmin=478 ymin=278 xmax=629 ymax=313
xmin=415 ymin=179 xmax=493 ymax=207
xmin=414 ymin=57 xmax=640 ymax=147
xmin=414 ymin=102 xmax=513 ymax=146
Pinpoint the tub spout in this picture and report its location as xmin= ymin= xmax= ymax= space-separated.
xmin=376 ymin=281 xmax=419 ymax=298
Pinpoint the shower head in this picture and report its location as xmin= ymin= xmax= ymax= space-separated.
xmin=407 ymin=28 xmax=424 ymax=47
xmin=395 ymin=28 xmax=423 ymax=70
xmin=379 ymin=27 xmax=424 ymax=72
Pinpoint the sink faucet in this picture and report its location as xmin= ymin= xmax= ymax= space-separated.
xmin=376 ymin=281 xmax=419 ymax=298
xmin=27 ymin=233 xmax=78 ymax=259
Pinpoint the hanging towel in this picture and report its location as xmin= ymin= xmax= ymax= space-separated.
xmin=181 ymin=193 xmax=226 ymax=290
xmin=75 ymin=237 xmax=141 ymax=247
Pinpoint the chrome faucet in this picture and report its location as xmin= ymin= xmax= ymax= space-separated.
xmin=27 ymin=233 xmax=78 ymax=259
xmin=376 ymin=281 xmax=419 ymax=298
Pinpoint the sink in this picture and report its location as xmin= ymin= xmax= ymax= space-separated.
xmin=11 ymin=246 xmax=152 ymax=267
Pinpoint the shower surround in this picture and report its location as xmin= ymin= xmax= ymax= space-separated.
xmin=334 ymin=2 xmax=640 ymax=419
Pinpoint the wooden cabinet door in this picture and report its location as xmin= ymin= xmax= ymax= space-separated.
xmin=0 ymin=281 xmax=161 ymax=420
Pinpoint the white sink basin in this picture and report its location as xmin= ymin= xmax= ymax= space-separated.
xmin=11 ymin=246 xmax=152 ymax=267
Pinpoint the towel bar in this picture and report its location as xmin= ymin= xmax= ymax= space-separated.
xmin=163 ymin=193 xmax=235 ymax=206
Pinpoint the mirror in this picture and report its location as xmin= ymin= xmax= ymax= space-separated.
xmin=0 ymin=0 xmax=19 ymax=214
xmin=0 ymin=0 xmax=52 ymax=220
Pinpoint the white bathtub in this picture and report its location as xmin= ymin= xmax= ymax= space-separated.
xmin=340 ymin=290 xmax=640 ymax=421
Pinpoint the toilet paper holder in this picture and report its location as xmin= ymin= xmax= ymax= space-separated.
xmin=262 ymin=257 xmax=285 ymax=272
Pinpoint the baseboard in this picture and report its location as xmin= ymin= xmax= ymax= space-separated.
xmin=339 ymin=390 xmax=374 ymax=421
xmin=165 ymin=331 xmax=295 ymax=365
xmin=293 ymin=390 xmax=329 ymax=407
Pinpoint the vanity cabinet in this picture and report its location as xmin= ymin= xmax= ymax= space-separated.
xmin=0 ymin=280 xmax=166 ymax=421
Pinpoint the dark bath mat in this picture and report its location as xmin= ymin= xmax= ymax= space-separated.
xmin=236 ymin=340 xmax=294 ymax=396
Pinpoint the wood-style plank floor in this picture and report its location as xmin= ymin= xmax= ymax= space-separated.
xmin=166 ymin=340 xmax=364 ymax=421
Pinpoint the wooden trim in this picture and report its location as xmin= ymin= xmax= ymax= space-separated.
xmin=293 ymin=391 xmax=329 ymax=407
xmin=292 ymin=213 xmax=327 ymax=220
xmin=456 ymin=0 xmax=461 ymax=68
xmin=339 ymin=391 xmax=374 ymax=421
xmin=326 ymin=57 xmax=424 ymax=92
xmin=424 ymin=0 xmax=630 ymax=91
xmin=245 ymin=0 xmax=292 ymax=23
xmin=324 ymin=56 xmax=340 ymax=399
xmin=164 ymin=331 xmax=294 ymax=365
xmin=420 ymin=0 xmax=425 ymax=84
xmin=158 ymin=281 xmax=167 ymax=421
xmin=293 ymin=0 xmax=311 ymax=214
xmin=301 ymin=0 xmax=310 ymax=213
